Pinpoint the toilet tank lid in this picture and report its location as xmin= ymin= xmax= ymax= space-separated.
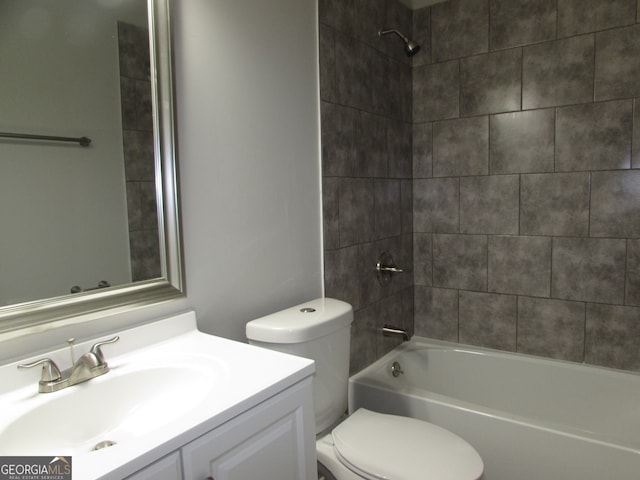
xmin=246 ymin=298 xmax=353 ymax=343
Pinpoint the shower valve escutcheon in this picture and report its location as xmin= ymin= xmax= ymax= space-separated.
xmin=376 ymin=251 xmax=404 ymax=286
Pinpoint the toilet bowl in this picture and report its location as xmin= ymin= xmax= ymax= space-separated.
xmin=246 ymin=298 xmax=483 ymax=480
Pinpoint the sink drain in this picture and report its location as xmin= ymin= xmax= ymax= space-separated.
xmin=92 ymin=440 xmax=117 ymax=451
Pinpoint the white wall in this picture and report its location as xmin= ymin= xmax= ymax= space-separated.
xmin=0 ymin=0 xmax=322 ymax=361
xmin=171 ymin=0 xmax=324 ymax=340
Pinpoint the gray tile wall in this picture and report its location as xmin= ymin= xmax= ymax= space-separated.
xmin=413 ymin=0 xmax=640 ymax=371
xmin=319 ymin=0 xmax=414 ymax=374
xmin=319 ymin=0 xmax=640 ymax=374
xmin=118 ymin=22 xmax=160 ymax=282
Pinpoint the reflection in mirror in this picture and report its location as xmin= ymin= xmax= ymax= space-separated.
xmin=118 ymin=18 xmax=162 ymax=285
xmin=0 ymin=0 xmax=183 ymax=334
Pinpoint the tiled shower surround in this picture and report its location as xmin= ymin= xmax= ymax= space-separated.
xmin=320 ymin=0 xmax=640 ymax=373
xmin=320 ymin=0 xmax=415 ymax=374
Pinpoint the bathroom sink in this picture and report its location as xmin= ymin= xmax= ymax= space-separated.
xmin=0 ymin=358 xmax=223 ymax=455
xmin=0 ymin=311 xmax=314 ymax=479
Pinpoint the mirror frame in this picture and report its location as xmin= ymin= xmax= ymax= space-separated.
xmin=0 ymin=0 xmax=184 ymax=335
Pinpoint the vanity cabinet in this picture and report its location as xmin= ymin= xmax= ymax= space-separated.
xmin=126 ymin=452 xmax=183 ymax=480
xmin=183 ymin=377 xmax=314 ymax=479
xmin=126 ymin=378 xmax=315 ymax=480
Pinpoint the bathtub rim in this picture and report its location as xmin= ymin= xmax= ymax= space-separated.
xmin=349 ymin=336 xmax=640 ymax=454
xmin=353 ymin=336 xmax=640 ymax=381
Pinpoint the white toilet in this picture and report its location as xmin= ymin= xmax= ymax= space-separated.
xmin=246 ymin=298 xmax=483 ymax=480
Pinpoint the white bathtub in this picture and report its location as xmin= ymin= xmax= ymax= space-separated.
xmin=348 ymin=337 xmax=640 ymax=480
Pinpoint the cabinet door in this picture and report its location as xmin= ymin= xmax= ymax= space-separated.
xmin=182 ymin=377 xmax=316 ymax=480
xmin=125 ymin=451 xmax=182 ymax=480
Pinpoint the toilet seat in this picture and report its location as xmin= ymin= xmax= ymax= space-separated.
xmin=331 ymin=409 xmax=483 ymax=480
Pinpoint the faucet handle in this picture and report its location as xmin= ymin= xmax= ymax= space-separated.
xmin=90 ymin=335 xmax=120 ymax=364
xmin=18 ymin=358 xmax=62 ymax=382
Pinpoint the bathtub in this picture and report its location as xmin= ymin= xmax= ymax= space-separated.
xmin=348 ymin=337 xmax=640 ymax=480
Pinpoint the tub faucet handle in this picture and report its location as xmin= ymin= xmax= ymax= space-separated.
xmin=376 ymin=251 xmax=405 ymax=286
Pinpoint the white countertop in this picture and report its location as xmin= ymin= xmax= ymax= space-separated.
xmin=0 ymin=311 xmax=315 ymax=479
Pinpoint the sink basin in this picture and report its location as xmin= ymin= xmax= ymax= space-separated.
xmin=0 ymin=355 xmax=225 ymax=456
xmin=0 ymin=311 xmax=314 ymax=480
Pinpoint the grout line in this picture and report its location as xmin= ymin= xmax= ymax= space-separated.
xmin=431 ymin=232 xmax=434 ymax=287
xmin=515 ymin=294 xmax=519 ymax=353
xmin=429 ymin=4 xmax=433 ymax=66
xmin=430 ymin=121 xmax=434 ymax=178
xmin=456 ymin=288 xmax=460 ymax=342
xmin=582 ymin=301 xmax=587 ymax=363
xmin=487 ymin=0 xmax=492 ymax=52
xmin=457 ymin=177 xmax=461 ymax=234
xmin=587 ymin=172 xmax=592 ymax=236
xmin=518 ymin=174 xmax=521 ymax=236
xmin=633 ymin=99 xmax=637 ymax=169
xmin=485 ymin=234 xmax=489 ymax=293
xmin=592 ymin=33 xmax=597 ymax=103
xmin=623 ymin=239 xmax=629 ymax=305
xmin=457 ymin=58 xmax=461 ymax=119
xmin=520 ymin=46 xmax=524 ymax=111
xmin=488 ymin=114 xmax=492 ymax=175
xmin=553 ymin=107 xmax=557 ymax=172
xmin=555 ymin=0 xmax=559 ymax=40
xmin=549 ymin=236 xmax=554 ymax=299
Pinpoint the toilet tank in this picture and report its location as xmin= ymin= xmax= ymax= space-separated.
xmin=246 ymin=298 xmax=353 ymax=435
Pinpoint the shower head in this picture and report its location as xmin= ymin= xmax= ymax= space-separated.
xmin=378 ymin=28 xmax=421 ymax=57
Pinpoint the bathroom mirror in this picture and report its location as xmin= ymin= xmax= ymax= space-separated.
xmin=0 ymin=0 xmax=183 ymax=334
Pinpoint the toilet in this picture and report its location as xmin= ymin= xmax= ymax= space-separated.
xmin=246 ymin=298 xmax=484 ymax=480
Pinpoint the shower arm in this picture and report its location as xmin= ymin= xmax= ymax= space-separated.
xmin=378 ymin=29 xmax=409 ymax=43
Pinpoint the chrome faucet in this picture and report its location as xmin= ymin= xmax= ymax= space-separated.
xmin=18 ymin=336 xmax=119 ymax=393
xmin=382 ymin=324 xmax=411 ymax=341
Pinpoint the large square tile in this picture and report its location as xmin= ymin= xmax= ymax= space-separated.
xmin=523 ymin=35 xmax=594 ymax=109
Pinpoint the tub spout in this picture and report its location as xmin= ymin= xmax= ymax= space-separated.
xmin=382 ymin=324 xmax=411 ymax=341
